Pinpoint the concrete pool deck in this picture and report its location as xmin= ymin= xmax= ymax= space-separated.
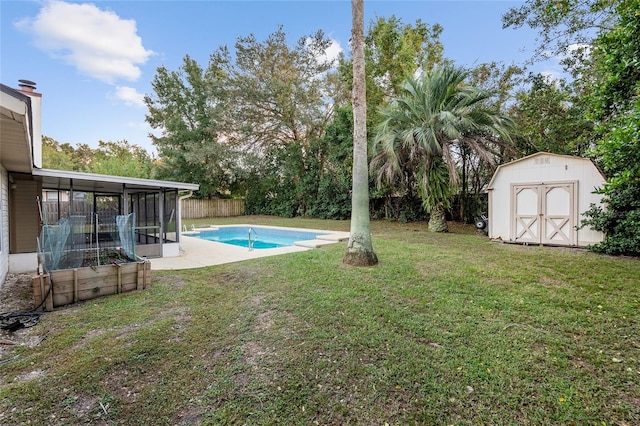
xmin=151 ymin=228 xmax=350 ymax=270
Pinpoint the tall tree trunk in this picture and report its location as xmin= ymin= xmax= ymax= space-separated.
xmin=344 ymin=0 xmax=378 ymax=266
xmin=428 ymin=205 xmax=449 ymax=233
xmin=460 ymin=148 xmax=467 ymax=222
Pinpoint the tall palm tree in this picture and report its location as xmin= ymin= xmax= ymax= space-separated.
xmin=344 ymin=0 xmax=378 ymax=266
xmin=371 ymin=64 xmax=515 ymax=232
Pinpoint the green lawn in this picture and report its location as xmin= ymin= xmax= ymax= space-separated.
xmin=1 ymin=216 xmax=639 ymax=425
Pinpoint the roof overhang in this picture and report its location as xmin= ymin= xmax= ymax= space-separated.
xmin=31 ymin=168 xmax=199 ymax=193
xmin=1 ymin=84 xmax=34 ymax=173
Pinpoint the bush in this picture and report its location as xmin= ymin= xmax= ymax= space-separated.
xmin=581 ymin=184 xmax=640 ymax=256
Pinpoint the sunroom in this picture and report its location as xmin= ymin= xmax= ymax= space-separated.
xmin=9 ymin=168 xmax=199 ymax=274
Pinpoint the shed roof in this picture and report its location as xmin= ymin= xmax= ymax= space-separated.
xmin=487 ymin=152 xmax=605 ymax=190
xmin=31 ymin=168 xmax=199 ymax=193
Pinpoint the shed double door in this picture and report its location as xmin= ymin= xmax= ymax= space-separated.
xmin=512 ymin=182 xmax=576 ymax=246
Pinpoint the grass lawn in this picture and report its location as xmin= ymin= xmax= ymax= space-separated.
xmin=1 ymin=216 xmax=639 ymax=425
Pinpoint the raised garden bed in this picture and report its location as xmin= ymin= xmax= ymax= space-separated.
xmin=32 ymin=258 xmax=151 ymax=311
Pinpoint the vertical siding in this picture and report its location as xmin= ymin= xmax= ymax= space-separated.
xmin=488 ymin=154 xmax=606 ymax=246
xmin=0 ymin=166 xmax=8 ymax=287
xmin=181 ymin=199 xmax=245 ymax=219
xmin=10 ymin=178 xmax=41 ymax=253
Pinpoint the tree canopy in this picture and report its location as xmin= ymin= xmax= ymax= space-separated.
xmin=145 ymin=55 xmax=241 ymax=197
xmin=42 ymin=137 xmax=155 ymax=179
xmin=580 ymin=0 xmax=640 ymax=255
xmin=502 ymin=0 xmax=618 ymax=74
xmin=509 ymin=73 xmax=593 ymax=156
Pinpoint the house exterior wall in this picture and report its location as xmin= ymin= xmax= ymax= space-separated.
xmin=488 ymin=153 xmax=606 ymax=247
xmin=9 ymin=177 xmax=41 ymax=253
xmin=0 ymin=165 xmax=8 ymax=287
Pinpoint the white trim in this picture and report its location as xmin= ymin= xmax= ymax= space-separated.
xmin=162 ymin=242 xmax=181 ymax=257
xmin=33 ymin=168 xmax=199 ymax=191
xmin=0 ymin=166 xmax=7 ymax=286
xmin=9 ymin=252 xmax=38 ymax=274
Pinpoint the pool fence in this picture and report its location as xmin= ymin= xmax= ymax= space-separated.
xmin=181 ymin=198 xmax=245 ymax=219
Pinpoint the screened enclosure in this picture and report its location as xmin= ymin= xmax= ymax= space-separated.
xmin=41 ymin=187 xmax=183 ymax=259
xmin=9 ymin=169 xmax=198 ymax=271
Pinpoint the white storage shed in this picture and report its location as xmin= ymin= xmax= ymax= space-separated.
xmin=487 ymin=152 xmax=606 ymax=247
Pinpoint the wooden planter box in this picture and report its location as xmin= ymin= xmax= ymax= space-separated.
xmin=32 ymin=260 xmax=151 ymax=311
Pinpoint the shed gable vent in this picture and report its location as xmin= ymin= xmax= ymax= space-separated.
xmin=534 ymin=156 xmax=551 ymax=165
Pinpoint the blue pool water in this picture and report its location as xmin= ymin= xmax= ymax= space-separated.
xmin=191 ymin=226 xmax=329 ymax=249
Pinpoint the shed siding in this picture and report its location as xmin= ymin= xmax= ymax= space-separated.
xmin=0 ymin=166 xmax=8 ymax=287
xmin=488 ymin=153 xmax=605 ymax=247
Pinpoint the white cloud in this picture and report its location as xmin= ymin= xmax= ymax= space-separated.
xmin=114 ymin=86 xmax=146 ymax=107
xmin=323 ymin=39 xmax=344 ymax=64
xmin=16 ymin=0 xmax=154 ymax=83
xmin=306 ymin=37 xmax=343 ymax=67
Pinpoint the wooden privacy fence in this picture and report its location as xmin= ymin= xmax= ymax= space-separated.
xmin=41 ymin=201 xmax=93 ymax=225
xmin=181 ymin=198 xmax=245 ymax=219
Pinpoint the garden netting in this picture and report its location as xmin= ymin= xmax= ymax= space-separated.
xmin=37 ymin=213 xmax=137 ymax=272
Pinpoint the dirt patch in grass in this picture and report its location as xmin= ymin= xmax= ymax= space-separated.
xmin=1 ymin=273 xmax=35 ymax=312
xmin=12 ymin=368 xmax=46 ymax=383
xmin=176 ymin=407 xmax=206 ymax=425
xmin=538 ymin=275 xmax=569 ymax=287
xmin=71 ymin=328 xmax=107 ymax=350
xmin=102 ymin=367 xmax=145 ymax=404
xmin=256 ymin=310 xmax=274 ymax=331
xmin=167 ymin=309 xmax=191 ymax=343
xmin=217 ymin=268 xmax=264 ymax=286
xmin=153 ymin=274 xmax=187 ymax=288
xmin=63 ymin=394 xmax=103 ymax=423
xmin=0 ymin=273 xmax=47 ymax=365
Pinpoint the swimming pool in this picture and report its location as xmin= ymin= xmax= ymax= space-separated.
xmin=190 ymin=226 xmax=331 ymax=249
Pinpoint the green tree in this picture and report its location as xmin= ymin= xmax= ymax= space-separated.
xmin=509 ymin=73 xmax=593 ymax=156
xmin=468 ymin=62 xmax=523 ymax=112
xmin=41 ymin=136 xmax=77 ymax=170
xmin=147 ymin=28 xmax=339 ymax=205
xmin=371 ymin=65 xmax=515 ymax=232
xmin=217 ymin=27 xmax=340 ymax=212
xmin=344 ymin=0 xmax=378 ymax=266
xmin=502 ymin=0 xmax=618 ymax=75
xmin=42 ymin=136 xmax=158 ymax=178
xmin=582 ymin=103 xmax=640 ymax=255
xmin=501 ymin=0 xmax=639 ymax=255
xmin=456 ymin=62 xmax=524 ymax=222
xmin=581 ymin=0 xmax=640 ymax=255
xmin=44 ymin=140 xmax=95 ymax=172
xmin=365 ymin=15 xmax=443 ymax=96
xmin=339 ymin=16 xmax=444 ymax=131
xmin=91 ymin=140 xmax=155 ymax=178
xmin=217 ymin=26 xmax=337 ymax=151
xmin=145 ymin=55 xmax=240 ymax=196
xmin=334 ymin=15 xmax=445 ymax=223
xmin=304 ymin=107 xmax=354 ymax=219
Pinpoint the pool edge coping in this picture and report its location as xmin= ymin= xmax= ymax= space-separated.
xmin=151 ymin=224 xmax=349 ymax=270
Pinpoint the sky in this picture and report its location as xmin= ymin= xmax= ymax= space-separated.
xmin=0 ymin=0 xmax=558 ymax=155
